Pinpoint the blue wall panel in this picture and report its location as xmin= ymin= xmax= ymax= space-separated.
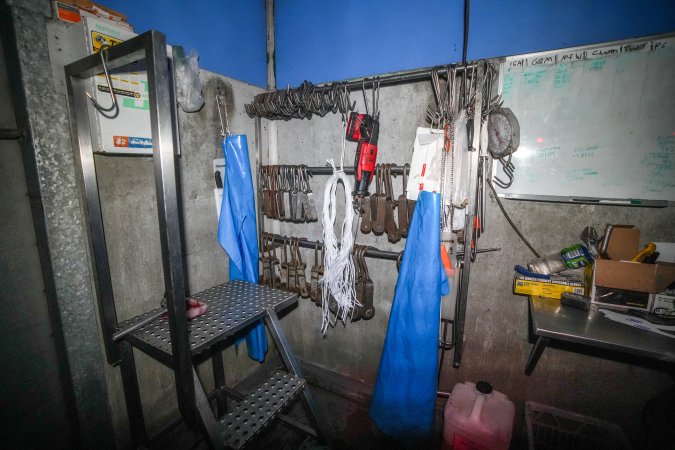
xmin=469 ymin=0 xmax=675 ymax=61
xmin=275 ymin=0 xmax=464 ymax=86
xmin=276 ymin=0 xmax=675 ymax=87
xmin=96 ymin=1 xmax=675 ymax=88
xmin=98 ymin=0 xmax=267 ymax=87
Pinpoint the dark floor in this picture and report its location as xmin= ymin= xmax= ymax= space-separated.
xmin=152 ymin=364 xmax=445 ymax=450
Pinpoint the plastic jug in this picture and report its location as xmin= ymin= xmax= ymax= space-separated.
xmin=442 ymin=381 xmax=515 ymax=450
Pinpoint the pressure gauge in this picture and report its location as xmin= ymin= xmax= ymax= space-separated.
xmin=487 ymin=107 xmax=520 ymax=158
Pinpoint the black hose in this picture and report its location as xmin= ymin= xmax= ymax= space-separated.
xmin=487 ymin=178 xmax=540 ymax=258
xmin=0 ymin=128 xmax=23 ymax=140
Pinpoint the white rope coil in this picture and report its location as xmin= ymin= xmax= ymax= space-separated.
xmin=321 ymin=160 xmax=358 ymax=334
xmin=319 ymin=118 xmax=360 ymax=334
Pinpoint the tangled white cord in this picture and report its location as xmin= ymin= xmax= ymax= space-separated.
xmin=320 ymin=125 xmax=358 ymax=335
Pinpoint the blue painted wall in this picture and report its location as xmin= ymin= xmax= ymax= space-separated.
xmin=276 ymin=0 xmax=675 ymax=86
xmin=95 ymin=1 xmax=675 ymax=88
xmin=97 ymin=0 xmax=267 ymax=87
xmin=275 ymin=0 xmax=463 ymax=86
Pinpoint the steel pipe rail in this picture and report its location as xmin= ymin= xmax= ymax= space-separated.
xmin=265 ymin=233 xmax=500 ymax=261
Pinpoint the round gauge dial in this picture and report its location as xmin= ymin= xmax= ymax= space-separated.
xmin=487 ymin=107 xmax=520 ymax=158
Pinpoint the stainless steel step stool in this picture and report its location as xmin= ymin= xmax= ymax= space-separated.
xmin=65 ymin=30 xmax=327 ymax=449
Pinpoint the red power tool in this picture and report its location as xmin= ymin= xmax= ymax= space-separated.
xmin=346 ymin=111 xmax=379 ymax=197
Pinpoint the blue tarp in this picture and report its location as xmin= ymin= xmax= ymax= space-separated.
xmin=217 ymin=135 xmax=267 ymax=362
xmin=369 ymin=190 xmax=448 ymax=441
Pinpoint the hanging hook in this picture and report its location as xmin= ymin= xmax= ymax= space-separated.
xmin=372 ymin=77 xmax=380 ymax=120
xmin=86 ymin=45 xmax=119 ymax=118
xmin=362 ymin=78 xmax=370 ymax=116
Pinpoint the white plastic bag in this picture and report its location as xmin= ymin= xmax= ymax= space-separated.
xmin=175 ymin=48 xmax=204 ymax=112
xmin=449 ymin=110 xmax=469 ymax=209
xmin=406 ymin=127 xmax=444 ymax=201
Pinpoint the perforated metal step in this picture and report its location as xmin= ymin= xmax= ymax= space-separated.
xmin=219 ymin=371 xmax=306 ymax=450
xmin=117 ymin=281 xmax=297 ymax=364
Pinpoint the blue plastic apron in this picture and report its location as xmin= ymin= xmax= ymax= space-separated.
xmin=369 ymin=190 xmax=448 ymax=441
xmin=217 ymin=135 xmax=267 ymax=362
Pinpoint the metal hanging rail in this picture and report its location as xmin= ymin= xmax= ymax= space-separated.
xmin=266 ymin=233 xmax=500 ymax=261
xmin=246 ymin=63 xmax=480 ymax=120
xmin=317 ymin=62 xmax=478 ymax=90
xmin=268 ymin=233 xmax=400 ymax=261
xmin=261 ymin=164 xmax=407 ymax=176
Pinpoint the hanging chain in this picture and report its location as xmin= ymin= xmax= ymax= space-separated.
xmin=216 ymin=88 xmax=230 ymax=137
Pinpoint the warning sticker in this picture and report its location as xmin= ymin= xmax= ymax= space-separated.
xmin=97 ymin=85 xmax=140 ymax=98
xmin=91 ymin=31 xmax=123 ymax=52
xmin=113 ymin=136 xmax=153 ymax=148
xmin=453 ymin=434 xmax=489 ymax=450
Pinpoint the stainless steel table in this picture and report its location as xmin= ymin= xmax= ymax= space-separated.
xmin=526 ymin=296 xmax=675 ymax=375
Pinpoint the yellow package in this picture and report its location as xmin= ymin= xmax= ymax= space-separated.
xmin=513 ymin=275 xmax=585 ymax=300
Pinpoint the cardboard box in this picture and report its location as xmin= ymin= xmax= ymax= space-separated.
xmin=591 ymin=283 xmax=652 ymax=310
xmin=593 ymin=228 xmax=675 ymax=293
xmin=53 ymin=0 xmax=127 ymax=22
xmin=513 ymin=276 xmax=585 ymax=300
xmin=651 ymin=292 xmax=675 ymax=313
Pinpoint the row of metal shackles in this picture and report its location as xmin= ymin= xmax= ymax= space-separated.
xmin=259 ymin=234 xmax=405 ymax=321
xmin=327 ymin=244 xmax=376 ymax=322
xmin=358 ymin=163 xmax=416 ymax=243
xmin=259 ymin=234 xmax=323 ymax=305
xmin=245 ymin=81 xmax=356 ymax=120
xmin=426 ymin=61 xmax=501 ymax=128
xmin=259 ymin=165 xmax=318 ymax=223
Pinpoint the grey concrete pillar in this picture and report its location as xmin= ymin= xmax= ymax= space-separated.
xmin=0 ymin=0 xmax=114 ymax=448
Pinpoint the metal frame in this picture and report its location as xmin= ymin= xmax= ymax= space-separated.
xmin=65 ymin=30 xmax=195 ymax=425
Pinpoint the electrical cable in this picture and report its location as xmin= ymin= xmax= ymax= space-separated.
xmin=320 ymin=122 xmax=358 ymax=334
xmin=487 ymin=178 xmax=540 ymax=258
xmin=462 ymin=0 xmax=470 ymax=65
xmin=0 ymin=128 xmax=23 ymax=140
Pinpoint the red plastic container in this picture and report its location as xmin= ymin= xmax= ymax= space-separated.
xmin=442 ymin=381 xmax=515 ymax=450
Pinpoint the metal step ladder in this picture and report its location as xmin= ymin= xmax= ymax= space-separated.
xmin=65 ymin=31 xmax=327 ymax=448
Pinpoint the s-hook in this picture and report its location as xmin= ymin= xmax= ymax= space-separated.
xmin=86 ymin=45 xmax=119 ymax=118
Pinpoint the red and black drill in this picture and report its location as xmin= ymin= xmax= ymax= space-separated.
xmin=346 ymin=111 xmax=379 ymax=197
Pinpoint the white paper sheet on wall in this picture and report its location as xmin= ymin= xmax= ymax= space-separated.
xmin=213 ymin=158 xmax=225 ymax=218
xmin=406 ymin=127 xmax=444 ymax=201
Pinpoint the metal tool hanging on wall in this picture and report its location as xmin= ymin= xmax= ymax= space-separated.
xmin=352 ymin=245 xmax=376 ymax=321
xmin=245 ymin=81 xmax=356 ymax=120
xmin=359 ymin=163 xmax=412 ymax=243
xmin=310 ymin=242 xmax=324 ymax=306
xmin=86 ymin=45 xmax=119 ymax=118
xmin=259 ymin=165 xmax=317 ymax=222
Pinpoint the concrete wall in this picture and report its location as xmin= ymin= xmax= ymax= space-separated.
xmin=269 ymin=80 xmax=674 ymax=442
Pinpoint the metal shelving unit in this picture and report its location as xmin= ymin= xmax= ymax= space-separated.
xmin=66 ymin=30 xmax=326 ymax=449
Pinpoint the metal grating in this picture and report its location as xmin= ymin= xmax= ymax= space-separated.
xmin=118 ymin=281 xmax=297 ymax=357
xmin=524 ymin=401 xmax=631 ymax=450
xmin=220 ymin=371 xmax=306 ymax=450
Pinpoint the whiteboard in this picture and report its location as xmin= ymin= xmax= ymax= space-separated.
xmin=494 ymin=33 xmax=675 ymax=206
